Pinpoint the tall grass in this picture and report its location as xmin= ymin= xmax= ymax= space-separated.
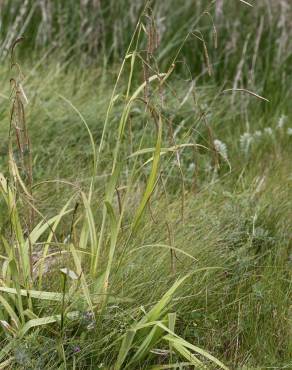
xmin=0 ymin=0 xmax=291 ymax=369
xmin=0 ymin=1 xmax=290 ymax=74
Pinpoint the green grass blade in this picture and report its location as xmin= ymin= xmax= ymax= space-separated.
xmin=132 ymin=114 xmax=163 ymax=233
xmin=164 ymin=338 xmax=206 ymax=368
xmin=70 ymin=244 xmax=94 ymax=313
xmin=127 ymin=324 xmax=165 ymax=367
xmin=164 ymin=334 xmax=229 ymax=370
xmin=93 ymin=164 xmax=121 ymax=277
xmin=59 ymin=95 xmax=97 ymax=176
xmin=0 ymin=286 xmax=66 ymax=301
xmin=19 ymin=311 xmax=80 ymax=337
xmin=0 ymin=295 xmax=20 ymax=330
xmin=115 ymin=329 xmax=136 ymax=370
xmin=100 ymin=201 xmax=119 ymax=304
xmin=139 ymin=275 xmax=189 ymax=325
xmin=81 ymin=192 xmax=98 ymax=275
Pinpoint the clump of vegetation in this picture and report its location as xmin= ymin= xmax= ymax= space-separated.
xmin=0 ymin=0 xmax=291 ymax=369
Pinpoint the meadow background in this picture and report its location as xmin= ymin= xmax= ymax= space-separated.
xmin=0 ymin=0 xmax=291 ymax=369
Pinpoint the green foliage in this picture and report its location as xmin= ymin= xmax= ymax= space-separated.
xmin=0 ymin=1 xmax=291 ymax=369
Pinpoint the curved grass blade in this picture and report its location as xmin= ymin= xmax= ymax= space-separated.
xmin=19 ymin=311 xmax=80 ymax=337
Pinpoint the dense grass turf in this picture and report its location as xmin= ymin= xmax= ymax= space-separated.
xmin=0 ymin=1 xmax=291 ymax=369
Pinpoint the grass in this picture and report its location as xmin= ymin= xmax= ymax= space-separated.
xmin=0 ymin=0 xmax=291 ymax=369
